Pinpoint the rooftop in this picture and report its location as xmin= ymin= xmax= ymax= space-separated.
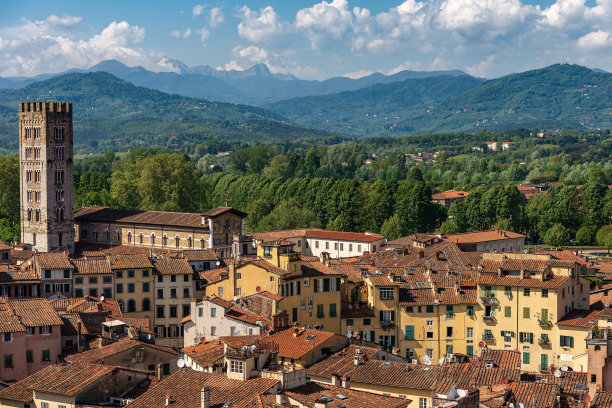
xmin=108 ymin=254 xmax=153 ymax=270
xmin=269 ymin=327 xmax=339 ymax=359
xmin=284 ymin=382 xmax=410 ymax=408
xmin=432 ymin=190 xmax=470 ymax=200
xmin=154 ymin=257 xmax=193 ymax=275
xmin=35 ymin=252 xmax=73 ymax=270
xmin=72 ymin=258 xmax=112 ymax=275
xmin=444 ymin=229 xmax=525 ymax=244
xmin=66 ymin=337 xmax=176 ymax=364
xmin=28 ymin=363 xmax=115 ymax=396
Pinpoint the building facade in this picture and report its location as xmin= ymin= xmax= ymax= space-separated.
xmin=19 ymin=102 xmax=74 ymax=252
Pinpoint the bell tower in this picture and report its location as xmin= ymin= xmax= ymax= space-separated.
xmin=19 ymin=102 xmax=74 ymax=252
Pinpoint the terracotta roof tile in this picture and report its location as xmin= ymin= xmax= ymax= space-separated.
xmin=0 ymin=310 xmax=25 ymax=332
xmin=28 ymin=363 xmax=116 ymax=396
xmin=0 ymin=365 xmax=64 ymax=402
xmin=307 ymin=345 xmax=380 ymax=379
xmin=154 ymin=257 xmax=192 ymax=275
xmin=183 ymin=249 xmax=218 ymax=262
xmin=593 ymin=390 xmax=612 ymax=407
xmin=557 ymin=309 xmax=599 ymax=328
xmin=127 ymin=370 xmax=277 ymax=408
xmin=66 ymin=338 xmax=176 ymax=364
xmin=305 ymin=230 xmax=385 ymax=243
xmin=301 ymin=260 xmax=342 ymax=277
xmin=0 ymin=241 xmax=10 ymax=251
xmin=202 ymin=206 xmax=247 ymax=218
xmin=198 ymin=267 xmax=229 ymax=283
xmin=444 ymin=229 xmax=525 ymax=244
xmin=251 ymin=229 xmax=317 ymax=242
xmin=36 ymin=252 xmax=73 ymax=270
xmin=269 ymin=328 xmax=339 ymax=359
xmin=108 ymin=254 xmax=153 ymax=270
xmin=0 ymin=266 xmax=39 ymax=284
xmin=432 ymin=190 xmax=469 ymax=200
xmin=284 ymin=382 xmax=409 ymax=408
xmin=1 ymin=298 xmax=63 ymax=327
xmin=245 ymin=258 xmax=292 ymax=276
xmin=72 ymin=259 xmax=112 ymax=275
xmin=182 ymin=340 xmax=225 ymax=367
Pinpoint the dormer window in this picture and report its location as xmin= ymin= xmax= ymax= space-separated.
xmin=263 ymin=246 xmax=272 ymax=257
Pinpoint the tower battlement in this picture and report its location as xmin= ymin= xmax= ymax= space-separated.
xmin=19 ymin=102 xmax=72 ymax=113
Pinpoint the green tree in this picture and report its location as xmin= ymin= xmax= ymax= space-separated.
xmin=0 ymin=155 xmax=20 ymax=226
xmin=596 ymin=225 xmax=612 ymax=253
xmin=244 ymin=199 xmax=272 ymax=232
xmin=258 ymin=199 xmax=320 ymax=231
xmin=575 ymin=226 xmax=595 ymax=245
xmin=438 ymin=219 xmax=459 ymax=235
xmin=380 ymin=214 xmax=403 ymax=240
xmin=544 ymin=223 xmax=570 ymax=248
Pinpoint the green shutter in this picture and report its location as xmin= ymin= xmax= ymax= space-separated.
xmin=314 ymin=279 xmax=318 ymax=292
xmin=390 ymin=311 xmax=395 ymax=321
xmin=530 ymin=333 xmax=534 ymax=344
xmin=323 ymin=278 xmax=330 ymax=292
xmin=541 ymin=354 xmax=548 ymax=370
xmin=541 ymin=308 xmax=548 ymax=321
xmin=379 ymin=336 xmax=384 ymax=346
xmin=380 ymin=311 xmax=384 ymax=322
xmin=523 ymin=352 xmax=530 ymax=364
xmin=297 ymin=281 xmax=301 ymax=295
xmin=370 ymin=331 xmax=375 ymax=342
xmin=466 ymin=345 xmax=473 ymax=356
xmin=523 ymin=307 xmax=530 ymax=319
xmin=570 ymin=337 xmax=574 ymax=348
xmin=336 ymin=277 xmax=341 ymax=291
xmin=505 ymin=307 xmax=511 ymax=317
xmin=391 ymin=336 xmax=396 ymax=347
xmin=405 ymin=325 xmax=414 ymax=340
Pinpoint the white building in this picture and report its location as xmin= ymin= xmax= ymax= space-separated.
xmin=182 ymin=296 xmax=267 ymax=347
xmin=252 ymin=228 xmax=386 ymax=259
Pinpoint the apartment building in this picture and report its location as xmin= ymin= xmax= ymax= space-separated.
xmin=108 ymin=254 xmax=154 ymax=321
xmin=72 ymin=258 xmax=113 ymax=298
xmin=34 ymin=252 xmax=74 ymax=297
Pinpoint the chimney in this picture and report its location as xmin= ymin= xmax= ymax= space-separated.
xmin=342 ymin=376 xmax=351 ymax=389
xmin=275 ymin=393 xmax=284 ymax=405
xmin=418 ymin=251 xmax=425 ymax=259
xmin=98 ymin=337 xmax=103 ymax=348
xmin=201 ymin=387 xmax=210 ymax=408
xmin=77 ymin=321 xmax=82 ymax=352
xmin=166 ymin=394 xmax=173 ymax=405
xmin=314 ymin=398 xmax=328 ymax=408
xmin=157 ymin=363 xmax=163 ymax=380
xmin=331 ymin=374 xmax=340 ymax=386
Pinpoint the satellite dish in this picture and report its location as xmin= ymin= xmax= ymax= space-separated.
xmin=146 ymin=334 xmax=152 ymax=341
xmin=216 ymin=261 xmax=221 ymax=266
xmin=99 ymin=295 xmax=105 ymax=302
xmin=425 ymin=360 xmax=431 ymax=365
xmin=233 ymin=296 xmax=237 ymax=301
xmin=561 ymin=365 xmax=569 ymax=372
xmin=438 ymin=358 xmax=445 ymax=365
xmin=517 ymin=404 xmax=525 ymax=408
xmin=27 ymin=260 xmax=31 ymax=266
xmin=346 ymin=331 xmax=353 ymax=338
xmin=177 ymin=358 xmax=185 ymax=368
xmin=554 ymin=369 xmax=562 ymax=378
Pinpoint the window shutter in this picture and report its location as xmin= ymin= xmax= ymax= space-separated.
xmin=297 ymin=281 xmax=301 ymax=295
xmin=560 ymin=335 xmax=563 ymax=345
xmin=380 ymin=311 xmax=384 ymax=322
xmin=370 ymin=330 xmax=375 ymax=341
xmin=314 ymin=279 xmax=318 ymax=292
xmin=501 ymin=330 xmax=505 ymax=337
xmin=336 ymin=277 xmax=341 ymax=291
xmin=530 ymin=333 xmax=533 ymax=344
xmin=405 ymin=325 xmax=414 ymax=340
xmin=379 ymin=336 xmax=384 ymax=346
xmin=391 ymin=336 xmax=396 ymax=347
xmin=391 ymin=311 xmax=395 ymax=321
xmin=570 ymin=337 xmax=574 ymax=348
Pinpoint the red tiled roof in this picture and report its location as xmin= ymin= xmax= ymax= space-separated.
xmin=557 ymin=309 xmax=599 ymax=328
xmin=307 ymin=345 xmax=380 ymax=379
xmin=154 ymin=257 xmax=192 ymax=275
xmin=432 ymin=190 xmax=469 ymax=200
xmin=305 ymin=230 xmax=385 ymax=242
xmin=0 ymin=266 xmax=39 ymax=284
xmin=35 ymin=252 xmax=73 ymax=269
xmin=301 ymin=260 xmax=342 ymax=277
xmin=127 ymin=370 xmax=277 ymax=408
xmin=28 ymin=363 xmax=116 ymax=396
xmin=0 ymin=241 xmax=10 ymax=251
xmin=251 ymin=229 xmax=315 ymax=242
xmin=72 ymin=259 xmax=112 ymax=275
xmin=183 ymin=249 xmax=218 ymax=262
xmin=0 ymin=365 xmax=64 ymax=402
xmin=477 ymin=273 xmax=569 ymax=289
xmin=202 ymin=206 xmax=247 ymax=218
xmin=593 ymin=391 xmax=612 ymax=407
xmin=268 ymin=328 xmax=339 ymax=359
xmin=0 ymin=310 xmax=25 ymax=332
xmin=244 ymin=258 xmax=292 ymax=276
xmin=284 ymin=382 xmax=409 ymax=408
xmin=444 ymin=229 xmax=525 ymax=244
xmin=198 ymin=267 xmax=229 ymax=283
xmin=66 ymin=338 xmax=177 ymax=363
xmin=108 ymin=254 xmax=153 ymax=269
xmin=1 ymin=298 xmax=63 ymax=327
xmin=182 ymin=341 xmax=225 ymax=368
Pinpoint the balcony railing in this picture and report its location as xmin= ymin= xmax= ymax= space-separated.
xmin=481 ymin=296 xmax=498 ymax=305
xmin=540 ymin=364 xmax=549 ymax=372
xmin=482 ymin=334 xmax=494 ymax=341
xmin=539 ymin=338 xmax=550 ymax=346
xmin=538 ymin=319 xmax=552 ymax=327
xmin=482 ymin=315 xmax=496 ymax=323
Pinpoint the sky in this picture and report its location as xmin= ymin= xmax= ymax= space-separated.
xmin=0 ymin=0 xmax=610 ymax=80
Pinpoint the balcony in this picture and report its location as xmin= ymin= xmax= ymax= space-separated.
xmin=539 ymin=337 xmax=551 ymax=346
xmin=540 ymin=365 xmax=549 ymax=372
xmin=381 ymin=321 xmax=396 ymax=330
xmin=538 ymin=319 xmax=552 ymax=327
xmin=481 ymin=296 xmax=498 ymax=305
xmin=445 ymin=313 xmax=455 ymax=320
xmin=482 ymin=315 xmax=496 ymax=323
xmin=482 ymin=334 xmax=494 ymax=342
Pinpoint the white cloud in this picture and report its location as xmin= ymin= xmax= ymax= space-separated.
xmin=193 ymin=4 xmax=206 ymax=17
xmin=209 ymin=7 xmax=224 ymax=28
xmin=170 ymin=28 xmax=192 ymax=39
xmin=295 ymin=0 xmax=353 ymax=49
xmin=237 ymin=6 xmax=287 ymax=44
xmin=198 ymin=28 xmax=210 ymax=44
xmin=577 ymin=30 xmax=612 ymax=49
xmin=0 ymin=16 xmax=174 ymax=77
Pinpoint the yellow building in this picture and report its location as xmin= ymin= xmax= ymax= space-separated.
xmin=363 ymin=274 xmax=401 ymax=349
xmin=475 ymin=253 xmax=585 ymax=372
xmin=204 ymin=240 xmax=343 ymax=334
xmin=108 ymin=254 xmax=154 ymax=322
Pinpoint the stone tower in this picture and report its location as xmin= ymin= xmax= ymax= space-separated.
xmin=19 ymin=102 xmax=74 ymax=252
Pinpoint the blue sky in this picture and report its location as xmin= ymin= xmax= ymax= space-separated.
xmin=1 ymin=0 xmax=610 ymax=79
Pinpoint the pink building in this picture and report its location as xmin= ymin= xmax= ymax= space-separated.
xmin=0 ymin=298 xmax=63 ymax=383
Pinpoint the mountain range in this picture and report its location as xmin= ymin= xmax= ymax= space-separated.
xmin=0 ymin=63 xmax=609 ymax=153
xmin=0 ymin=59 xmax=469 ymax=106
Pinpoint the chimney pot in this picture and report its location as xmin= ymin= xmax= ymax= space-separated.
xmin=157 ymin=363 xmax=163 ymax=380
xmin=331 ymin=374 xmax=340 ymax=386
xmin=201 ymin=387 xmax=211 ymax=408
xmin=342 ymin=376 xmax=351 ymax=389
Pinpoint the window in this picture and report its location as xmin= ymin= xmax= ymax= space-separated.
xmin=171 ymin=275 xmax=176 ymax=283
xmin=317 ymin=304 xmax=324 ymax=318
xmin=26 ymin=349 xmax=33 ymax=363
xmin=524 ymin=288 xmax=530 ymax=296
xmin=349 ymin=243 xmax=353 ymax=252
xmin=339 ymin=243 xmax=344 ymax=251
xmin=426 ymin=305 xmax=434 ymax=313
xmin=230 ymin=360 xmax=244 ymax=374
xmin=26 ymin=327 xmax=34 ymax=335
xmin=142 ymin=298 xmax=151 ymax=311
xmin=143 ymin=270 xmax=149 ymax=277
xmin=541 ymin=288 xmax=549 ymax=298
xmin=128 ymin=283 xmax=135 ymax=293
xmin=325 ymin=242 xmax=329 ymax=250
xmin=427 ymin=331 xmax=433 ymax=339
xmin=210 ymin=326 xmax=216 ymax=336
xmin=446 ymin=327 xmax=453 ymax=337
xmin=170 ymin=289 xmax=177 ymax=298
xmin=184 ymin=288 xmax=190 ymax=298
xmin=503 ymin=331 xmax=512 ymax=342
xmin=592 ymin=374 xmax=597 ymax=383
xmin=128 ymin=270 xmax=135 ymax=278
xmin=381 ymin=310 xmax=394 ymax=322
xmin=466 ymin=305 xmax=474 ymax=315
xmin=157 ymin=306 xmax=164 ymax=318
xmin=519 ymin=332 xmax=534 ymax=344
xmin=183 ymin=304 xmax=190 ymax=317
xmin=308 ymin=296 xmax=313 ymax=310
xmin=44 ymin=270 xmax=51 ymax=279
xmin=88 ymin=276 xmax=97 ymax=284
xmin=379 ymin=288 xmax=394 ymax=299
xmin=42 ymin=349 xmax=50 ymax=361
xmin=523 ymin=352 xmax=530 ymax=364
xmin=142 ymin=282 xmax=150 ymax=292
xmin=406 ymin=306 xmax=414 ymax=313
xmin=3 ymin=332 xmax=11 ymax=342
xmin=211 ymin=308 xmax=216 ymax=317
xmin=405 ymin=325 xmax=414 ymax=340
xmin=560 ymin=336 xmax=574 ymax=348
xmin=446 ymin=305 xmax=454 ymax=317
xmin=157 ymin=289 xmax=164 ymax=299
xmin=116 ymin=270 xmax=123 ymax=279
xmin=523 ymin=307 xmax=530 ymax=319
xmin=466 ymin=345 xmax=474 ymax=356
xmin=218 ymin=287 xmax=223 ymax=296
xmin=170 ymin=306 xmax=177 ymax=318
xmin=41 ymin=403 xmax=49 ymax=408
xmin=329 ymin=303 xmax=337 ymax=317
xmin=127 ymin=299 xmax=136 ymax=313
xmin=175 ymin=236 xmax=180 ymax=248
xmin=426 ymin=320 xmax=433 ymax=327
xmin=315 ymin=240 xmax=319 ymax=248
xmin=467 ymin=327 xmax=473 ymax=338
xmin=358 ymin=245 xmax=362 ymax=253
xmin=505 ymin=306 xmax=512 ymax=318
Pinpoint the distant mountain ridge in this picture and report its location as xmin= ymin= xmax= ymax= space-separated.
xmin=264 ymin=64 xmax=612 ymax=135
xmin=0 ymin=59 xmax=470 ymax=105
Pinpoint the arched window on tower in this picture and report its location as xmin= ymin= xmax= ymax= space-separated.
xmin=163 ymin=234 xmax=168 ymax=246
xmin=151 ymin=233 xmax=155 ymax=246
xmin=188 ymin=236 xmax=192 ymax=248
xmin=27 ymin=208 xmax=32 ymax=221
xmin=127 ymin=231 xmax=132 ymax=244
xmin=139 ymin=233 xmax=143 ymax=245
xmin=35 ymin=209 xmax=40 ymax=222
xmin=175 ymin=236 xmax=180 ymax=248
xmin=105 ymin=229 xmax=110 ymax=242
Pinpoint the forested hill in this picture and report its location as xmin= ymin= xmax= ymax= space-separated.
xmin=263 ymin=74 xmax=485 ymax=136
xmin=0 ymin=72 xmax=336 ymax=153
xmin=264 ymin=64 xmax=612 ymax=136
